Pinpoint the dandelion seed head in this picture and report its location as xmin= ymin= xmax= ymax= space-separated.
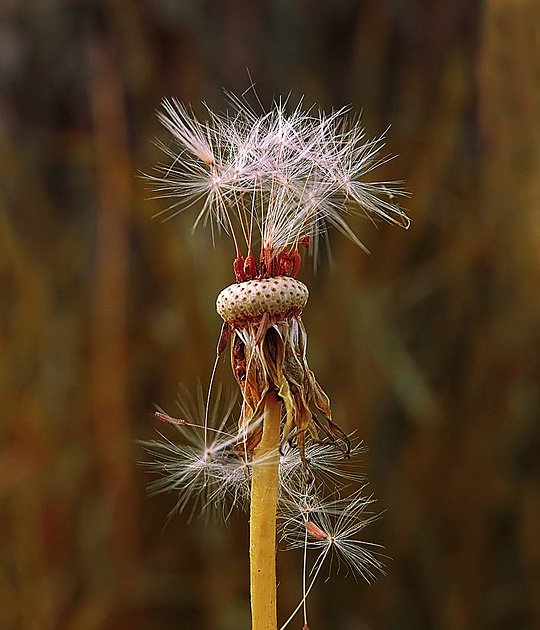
xmin=152 ymin=93 xmax=409 ymax=268
xmin=145 ymin=89 xmax=396 ymax=622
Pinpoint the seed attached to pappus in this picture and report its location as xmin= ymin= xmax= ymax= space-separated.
xmin=305 ymin=520 xmax=329 ymax=541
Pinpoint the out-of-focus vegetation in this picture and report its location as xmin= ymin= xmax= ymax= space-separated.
xmin=1 ymin=1 xmax=539 ymax=629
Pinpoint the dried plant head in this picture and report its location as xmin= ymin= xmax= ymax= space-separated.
xmin=146 ymin=91 xmax=407 ymax=625
xmin=213 ymin=271 xmax=345 ymax=481
xmin=148 ymin=88 xmax=409 ymax=504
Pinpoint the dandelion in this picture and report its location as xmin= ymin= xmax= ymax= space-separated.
xmin=278 ymin=484 xmax=385 ymax=630
xmin=142 ymin=384 xmax=255 ymax=520
xmin=146 ymin=91 xmax=408 ymax=629
xmin=280 ymin=484 xmax=385 ymax=582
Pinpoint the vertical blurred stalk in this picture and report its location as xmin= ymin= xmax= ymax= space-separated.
xmin=89 ymin=38 xmax=140 ymax=591
xmin=479 ymin=2 xmax=540 ymax=622
xmin=479 ymin=0 xmax=540 ymax=244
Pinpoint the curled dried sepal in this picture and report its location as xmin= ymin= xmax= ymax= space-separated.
xmin=229 ymin=317 xmax=350 ymax=473
xmin=215 ymin=270 xmax=349 ymax=474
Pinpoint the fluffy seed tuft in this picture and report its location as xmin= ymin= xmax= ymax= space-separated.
xmin=150 ymin=94 xmax=409 ymax=261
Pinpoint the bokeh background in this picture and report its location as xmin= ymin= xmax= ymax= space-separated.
xmin=1 ymin=1 xmax=539 ymax=629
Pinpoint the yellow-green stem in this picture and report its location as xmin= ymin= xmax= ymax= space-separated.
xmin=250 ymin=392 xmax=281 ymax=630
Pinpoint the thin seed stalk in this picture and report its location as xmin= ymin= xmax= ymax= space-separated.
xmin=250 ymin=391 xmax=281 ymax=630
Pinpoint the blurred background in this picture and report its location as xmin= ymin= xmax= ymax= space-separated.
xmin=1 ymin=1 xmax=539 ymax=628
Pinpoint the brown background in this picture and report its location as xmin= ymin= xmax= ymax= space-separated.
xmin=1 ymin=1 xmax=539 ymax=629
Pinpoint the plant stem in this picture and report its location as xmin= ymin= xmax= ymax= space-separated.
xmin=250 ymin=391 xmax=281 ymax=630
